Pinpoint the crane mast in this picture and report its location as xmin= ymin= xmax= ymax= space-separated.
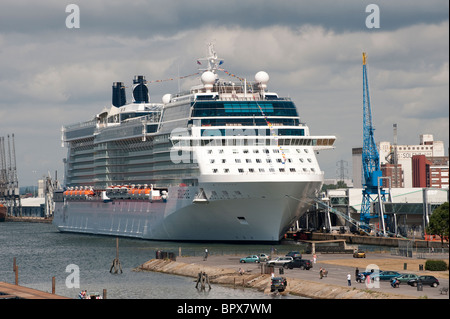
xmin=360 ymin=53 xmax=388 ymax=234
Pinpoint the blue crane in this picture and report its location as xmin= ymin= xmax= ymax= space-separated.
xmin=360 ymin=52 xmax=388 ymax=233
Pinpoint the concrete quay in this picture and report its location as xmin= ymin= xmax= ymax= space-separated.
xmin=136 ymin=253 xmax=449 ymax=299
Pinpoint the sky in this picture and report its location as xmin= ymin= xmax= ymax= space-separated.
xmin=0 ymin=0 xmax=448 ymax=187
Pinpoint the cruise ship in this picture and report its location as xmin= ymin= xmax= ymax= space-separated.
xmin=53 ymin=45 xmax=336 ymax=242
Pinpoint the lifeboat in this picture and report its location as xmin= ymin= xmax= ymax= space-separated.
xmin=63 ymin=186 xmax=94 ymax=200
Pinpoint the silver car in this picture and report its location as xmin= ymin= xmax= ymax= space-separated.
xmin=266 ymin=256 xmax=293 ymax=266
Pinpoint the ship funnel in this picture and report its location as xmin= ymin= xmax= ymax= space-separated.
xmin=112 ymin=82 xmax=126 ymax=107
xmin=132 ymin=75 xmax=149 ymax=103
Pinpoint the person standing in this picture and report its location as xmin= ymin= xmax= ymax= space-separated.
xmin=203 ymin=248 xmax=208 ymax=261
xmin=319 ymin=267 xmax=323 ymax=279
xmin=313 ymin=253 xmax=317 ymax=264
xmin=355 ymin=267 xmax=359 ymax=283
xmin=347 ymin=273 xmax=351 ymax=286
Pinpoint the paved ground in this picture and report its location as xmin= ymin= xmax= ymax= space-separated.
xmin=179 ymin=253 xmax=449 ymax=299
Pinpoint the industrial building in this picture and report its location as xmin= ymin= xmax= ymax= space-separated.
xmin=353 ymin=134 xmax=448 ymax=189
xmin=299 ymin=187 xmax=448 ymax=239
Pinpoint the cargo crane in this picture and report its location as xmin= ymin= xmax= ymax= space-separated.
xmin=0 ymin=134 xmax=21 ymax=216
xmin=360 ymin=53 xmax=390 ymax=235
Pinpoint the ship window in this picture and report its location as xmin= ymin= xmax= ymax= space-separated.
xmin=249 ymin=168 xmax=254 ymax=173
xmin=207 ymin=149 xmax=213 ymax=154
xmin=219 ymin=149 xmax=224 ymax=154
xmin=259 ymin=168 xmax=265 ymax=172
xmin=304 ymin=149 xmax=309 ymax=153
xmin=221 ymin=159 xmax=226 ymax=163
xmin=311 ymin=168 xmax=315 ymax=172
xmin=243 ymin=149 xmax=249 ymax=153
xmin=266 ymin=159 xmax=272 ymax=163
xmin=235 ymin=159 xmax=241 ymax=163
xmin=299 ymin=158 xmax=304 ymax=163
xmin=279 ymin=168 xmax=285 ymax=172
xmin=238 ymin=168 xmax=244 ymax=173
xmin=307 ymin=158 xmax=312 ymax=163
xmin=296 ymin=149 xmax=301 ymax=153
xmin=210 ymin=159 xmax=215 ymax=163
xmin=273 ymin=149 xmax=279 ymax=153
xmin=290 ymin=168 xmax=296 ymax=172
xmin=269 ymin=168 xmax=275 ymax=172
xmin=256 ymin=159 xmax=262 ymax=163
xmin=246 ymin=159 xmax=252 ymax=163
xmin=253 ymin=149 xmax=259 ymax=153
xmin=213 ymin=169 xmax=218 ymax=173
xmin=276 ymin=159 xmax=282 ymax=163
xmin=224 ymin=168 xmax=229 ymax=173
xmin=303 ymin=168 xmax=307 ymax=172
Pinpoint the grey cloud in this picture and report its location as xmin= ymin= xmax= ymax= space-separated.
xmin=0 ymin=0 xmax=448 ymax=37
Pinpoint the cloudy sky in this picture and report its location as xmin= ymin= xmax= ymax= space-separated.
xmin=0 ymin=0 xmax=448 ymax=186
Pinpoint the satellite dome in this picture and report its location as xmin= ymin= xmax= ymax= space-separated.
xmin=201 ymin=71 xmax=216 ymax=92
xmin=162 ymin=94 xmax=171 ymax=104
xmin=201 ymin=71 xmax=216 ymax=85
xmin=255 ymin=71 xmax=269 ymax=84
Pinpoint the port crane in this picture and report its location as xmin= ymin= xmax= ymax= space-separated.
xmin=360 ymin=53 xmax=389 ymax=235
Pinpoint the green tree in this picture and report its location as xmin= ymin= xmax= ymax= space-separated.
xmin=426 ymin=202 xmax=449 ymax=247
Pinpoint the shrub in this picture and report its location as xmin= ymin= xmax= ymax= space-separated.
xmin=425 ymin=260 xmax=448 ymax=271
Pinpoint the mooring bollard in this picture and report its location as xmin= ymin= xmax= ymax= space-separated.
xmin=110 ymin=237 xmax=123 ymax=274
xmin=195 ymin=271 xmax=211 ymax=290
xmin=52 ymin=277 xmax=55 ymax=294
xmin=15 ymin=265 xmax=18 ymax=285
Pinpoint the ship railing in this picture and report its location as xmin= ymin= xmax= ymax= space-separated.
xmin=64 ymin=119 xmax=97 ymax=131
xmin=63 ymin=120 xmax=97 ymax=141
xmin=94 ymin=114 xmax=162 ymax=143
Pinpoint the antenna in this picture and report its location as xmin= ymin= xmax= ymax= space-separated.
xmin=393 ymin=123 xmax=399 ymax=187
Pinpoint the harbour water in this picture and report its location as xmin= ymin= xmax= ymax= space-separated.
xmin=0 ymin=222 xmax=303 ymax=299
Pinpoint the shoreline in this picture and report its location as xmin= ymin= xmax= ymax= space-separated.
xmin=135 ymin=258 xmax=417 ymax=299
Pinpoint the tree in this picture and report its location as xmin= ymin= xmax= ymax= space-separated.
xmin=426 ymin=202 xmax=449 ymax=247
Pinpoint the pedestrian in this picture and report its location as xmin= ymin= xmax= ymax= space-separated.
xmin=319 ymin=267 xmax=323 ymax=279
xmin=355 ymin=267 xmax=359 ymax=282
xmin=203 ymin=248 xmax=208 ymax=261
xmin=313 ymin=253 xmax=317 ymax=264
xmin=347 ymin=273 xmax=351 ymax=286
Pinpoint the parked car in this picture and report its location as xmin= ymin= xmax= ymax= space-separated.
xmin=267 ymin=256 xmax=293 ymax=266
xmin=258 ymin=253 xmax=269 ymax=262
xmin=391 ymin=274 xmax=419 ymax=284
xmin=370 ymin=271 xmax=402 ymax=281
xmin=407 ymin=276 xmax=439 ymax=287
xmin=353 ymin=250 xmax=366 ymax=258
xmin=283 ymin=259 xmax=312 ymax=270
xmin=286 ymin=251 xmax=302 ymax=259
xmin=270 ymin=277 xmax=287 ymax=292
xmin=239 ymin=255 xmax=260 ymax=263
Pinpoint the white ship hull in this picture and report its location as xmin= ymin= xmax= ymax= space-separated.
xmin=53 ymin=180 xmax=320 ymax=242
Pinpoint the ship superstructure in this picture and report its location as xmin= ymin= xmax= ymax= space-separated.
xmin=53 ymin=44 xmax=336 ymax=242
